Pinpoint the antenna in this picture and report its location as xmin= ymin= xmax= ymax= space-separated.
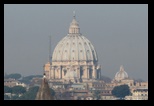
xmin=49 ymin=35 xmax=52 ymax=79
xmin=73 ymin=10 xmax=76 ymax=19
xmin=49 ymin=35 xmax=51 ymax=63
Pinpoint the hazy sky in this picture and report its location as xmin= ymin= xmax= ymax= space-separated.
xmin=4 ymin=4 xmax=148 ymax=81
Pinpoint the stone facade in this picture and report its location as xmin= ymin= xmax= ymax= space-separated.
xmin=44 ymin=14 xmax=101 ymax=83
xmin=4 ymin=78 xmax=26 ymax=87
xmin=125 ymin=88 xmax=148 ymax=100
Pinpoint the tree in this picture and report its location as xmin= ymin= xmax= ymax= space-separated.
xmin=93 ymin=90 xmax=101 ymax=100
xmin=17 ymin=86 xmax=55 ymax=100
xmin=20 ymin=75 xmax=43 ymax=84
xmin=4 ymin=95 xmax=10 ymax=100
xmin=50 ymin=88 xmax=55 ymax=96
xmin=11 ymin=95 xmax=19 ymax=100
xmin=4 ymin=86 xmax=12 ymax=93
xmin=12 ymin=86 xmax=26 ymax=94
xmin=100 ymin=75 xmax=111 ymax=83
xmin=112 ymin=84 xmax=131 ymax=99
xmin=5 ymin=73 xmax=21 ymax=80
xmin=18 ymin=86 xmax=39 ymax=100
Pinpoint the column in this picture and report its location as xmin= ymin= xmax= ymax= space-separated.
xmin=87 ymin=68 xmax=89 ymax=79
xmin=95 ymin=70 xmax=97 ymax=79
xmin=59 ymin=68 xmax=61 ymax=79
xmin=53 ymin=67 xmax=55 ymax=79
xmin=79 ymin=67 xmax=80 ymax=79
xmin=94 ymin=67 xmax=97 ymax=79
xmin=98 ymin=70 xmax=100 ymax=79
xmin=99 ymin=70 xmax=101 ymax=78
xmin=76 ymin=67 xmax=78 ymax=78
xmin=62 ymin=69 xmax=64 ymax=78
xmin=49 ymin=67 xmax=51 ymax=79
xmin=48 ymin=65 xmax=51 ymax=79
xmin=92 ymin=66 xmax=95 ymax=79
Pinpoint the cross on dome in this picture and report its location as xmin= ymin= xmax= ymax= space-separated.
xmin=69 ymin=11 xmax=80 ymax=34
xmin=73 ymin=10 xmax=76 ymax=19
xmin=120 ymin=65 xmax=124 ymax=72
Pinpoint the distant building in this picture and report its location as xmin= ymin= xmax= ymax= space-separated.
xmin=35 ymin=12 xmax=148 ymax=100
xmin=44 ymin=12 xmax=101 ymax=83
xmin=100 ymin=94 xmax=116 ymax=100
xmin=125 ymin=88 xmax=148 ymax=100
xmin=4 ymin=78 xmax=26 ymax=87
xmin=29 ymin=77 xmax=42 ymax=87
xmin=112 ymin=65 xmax=129 ymax=82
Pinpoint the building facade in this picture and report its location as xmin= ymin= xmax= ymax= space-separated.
xmin=44 ymin=13 xmax=101 ymax=83
xmin=4 ymin=78 xmax=27 ymax=87
xmin=125 ymin=88 xmax=148 ymax=100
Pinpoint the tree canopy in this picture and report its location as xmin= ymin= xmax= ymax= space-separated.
xmin=50 ymin=88 xmax=55 ymax=96
xmin=18 ymin=86 xmax=55 ymax=100
xmin=18 ymin=86 xmax=39 ymax=100
xmin=5 ymin=73 xmax=21 ymax=80
xmin=4 ymin=95 xmax=10 ymax=100
xmin=12 ymin=86 xmax=26 ymax=94
xmin=100 ymin=75 xmax=111 ymax=83
xmin=4 ymin=86 xmax=12 ymax=93
xmin=93 ymin=90 xmax=101 ymax=100
xmin=20 ymin=75 xmax=43 ymax=84
xmin=112 ymin=84 xmax=131 ymax=98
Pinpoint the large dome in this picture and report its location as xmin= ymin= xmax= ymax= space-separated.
xmin=52 ymin=15 xmax=98 ymax=62
xmin=44 ymin=13 xmax=101 ymax=82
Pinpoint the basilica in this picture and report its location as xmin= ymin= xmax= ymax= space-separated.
xmin=44 ymin=13 xmax=101 ymax=83
xmin=42 ymin=13 xmax=148 ymax=100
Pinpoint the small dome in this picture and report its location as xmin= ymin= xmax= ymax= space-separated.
xmin=114 ymin=65 xmax=128 ymax=81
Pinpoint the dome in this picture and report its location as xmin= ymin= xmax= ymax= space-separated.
xmin=44 ymin=12 xmax=101 ymax=82
xmin=52 ymin=15 xmax=98 ymax=62
xmin=114 ymin=65 xmax=128 ymax=81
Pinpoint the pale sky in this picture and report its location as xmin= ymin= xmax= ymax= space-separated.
xmin=4 ymin=4 xmax=148 ymax=81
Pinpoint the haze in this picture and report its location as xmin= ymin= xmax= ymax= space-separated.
xmin=4 ymin=4 xmax=148 ymax=81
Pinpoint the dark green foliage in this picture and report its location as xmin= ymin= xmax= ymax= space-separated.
xmin=18 ymin=86 xmax=55 ymax=100
xmin=4 ymin=95 xmax=10 ymax=100
xmin=20 ymin=75 xmax=43 ymax=84
xmin=12 ymin=86 xmax=26 ymax=94
xmin=93 ymin=90 xmax=101 ymax=100
xmin=100 ymin=75 xmax=112 ymax=83
xmin=5 ymin=73 xmax=21 ymax=80
xmin=50 ymin=88 xmax=55 ymax=96
xmin=18 ymin=86 xmax=39 ymax=100
xmin=112 ymin=84 xmax=131 ymax=98
xmin=4 ymin=86 xmax=12 ymax=93
xmin=11 ymin=95 xmax=19 ymax=100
